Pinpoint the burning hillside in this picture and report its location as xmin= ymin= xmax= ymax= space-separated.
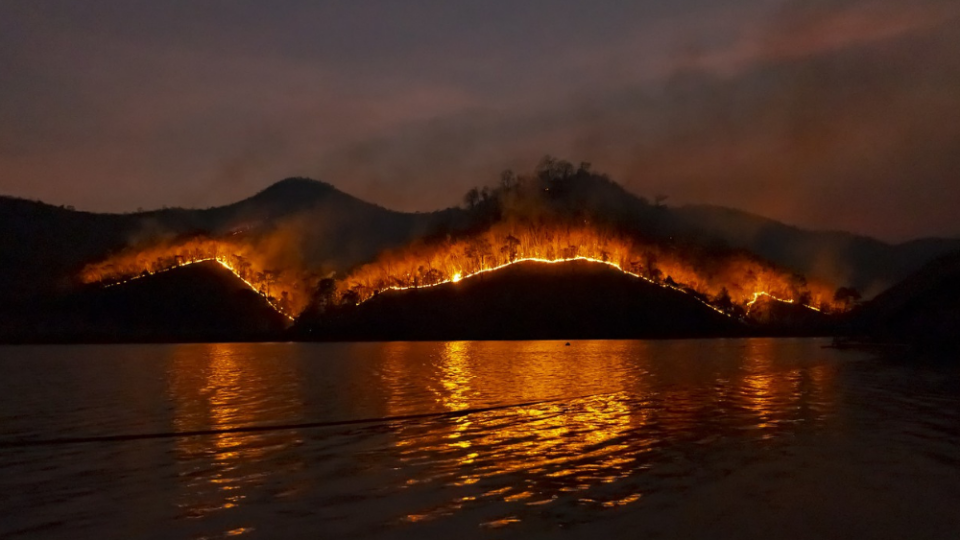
xmin=80 ymin=236 xmax=315 ymax=318
xmin=80 ymin=159 xmax=847 ymax=321
xmin=332 ymin=158 xmax=841 ymax=315
xmin=301 ymin=259 xmax=746 ymax=341
xmin=333 ymin=219 xmax=838 ymax=315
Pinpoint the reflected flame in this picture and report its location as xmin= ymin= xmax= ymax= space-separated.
xmin=372 ymin=339 xmax=837 ymax=526
xmin=382 ymin=341 xmax=643 ymax=522
xmin=166 ymin=343 xmax=304 ymax=521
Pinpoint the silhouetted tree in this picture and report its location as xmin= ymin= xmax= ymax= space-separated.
xmin=232 ymin=255 xmax=251 ymax=280
xmin=264 ymin=269 xmax=280 ymax=298
xmin=466 ymin=237 xmax=493 ymax=268
xmin=502 ymin=235 xmax=521 ymax=261
xmin=279 ymin=291 xmax=291 ymax=313
xmin=834 ymin=287 xmax=862 ymax=312
xmin=790 ymin=273 xmax=808 ymax=301
xmin=500 ymin=170 xmax=517 ymax=190
xmin=312 ymin=278 xmax=337 ymax=314
xmin=714 ymin=287 xmax=733 ymax=312
xmin=536 ymin=155 xmax=575 ymax=182
xmin=644 ymin=252 xmax=662 ymax=282
xmin=463 ymin=187 xmax=480 ymax=209
xmin=423 ymin=268 xmax=444 ymax=285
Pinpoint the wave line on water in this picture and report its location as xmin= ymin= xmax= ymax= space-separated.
xmin=0 ymin=394 xmax=612 ymax=448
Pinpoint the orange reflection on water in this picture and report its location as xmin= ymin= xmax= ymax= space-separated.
xmin=166 ymin=343 xmax=304 ymax=522
xmin=741 ymin=339 xmax=780 ymax=430
xmin=382 ymin=341 xmax=647 ymax=523
xmin=740 ymin=339 xmax=838 ymax=434
xmin=436 ymin=341 xmax=474 ymax=412
xmin=376 ymin=339 xmax=838 ymax=527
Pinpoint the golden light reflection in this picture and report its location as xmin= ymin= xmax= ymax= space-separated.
xmin=379 ymin=341 xmax=646 ymax=524
xmin=436 ymin=341 xmax=474 ymax=412
xmin=741 ymin=339 xmax=779 ymax=430
xmin=373 ymin=339 xmax=837 ymax=527
xmin=166 ymin=343 xmax=304 ymax=521
xmin=735 ymin=339 xmax=840 ymax=437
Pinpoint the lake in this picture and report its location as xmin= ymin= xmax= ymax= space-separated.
xmin=1 ymin=339 xmax=959 ymax=539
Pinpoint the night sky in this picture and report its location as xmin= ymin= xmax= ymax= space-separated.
xmin=2 ymin=0 xmax=958 ymax=241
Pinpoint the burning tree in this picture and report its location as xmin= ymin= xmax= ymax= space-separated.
xmin=333 ymin=216 xmax=838 ymax=314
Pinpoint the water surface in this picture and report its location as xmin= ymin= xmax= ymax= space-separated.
xmin=1 ymin=339 xmax=959 ymax=539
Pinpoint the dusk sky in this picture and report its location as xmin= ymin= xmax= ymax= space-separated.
xmin=2 ymin=0 xmax=958 ymax=241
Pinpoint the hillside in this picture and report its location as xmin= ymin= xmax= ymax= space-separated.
xmin=0 ymin=178 xmax=452 ymax=302
xmin=296 ymin=260 xmax=746 ymax=341
xmin=0 ymin=261 xmax=289 ymax=343
xmin=668 ymin=205 xmax=960 ymax=297
xmin=855 ymin=251 xmax=960 ymax=351
xmin=744 ymin=295 xmax=834 ymax=335
xmin=3 ymin=170 xmax=958 ymax=327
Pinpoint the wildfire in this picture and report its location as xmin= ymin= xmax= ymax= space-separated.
xmin=746 ymin=291 xmax=821 ymax=313
xmin=336 ymin=222 xmax=837 ymax=316
xmin=82 ymin=237 xmax=305 ymax=320
xmin=109 ymin=257 xmax=295 ymax=321
xmin=352 ymin=255 xmax=818 ymax=318
xmin=81 ymin=220 xmax=836 ymax=322
xmin=211 ymin=258 xmax=296 ymax=321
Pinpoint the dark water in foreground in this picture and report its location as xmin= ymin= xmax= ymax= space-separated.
xmin=1 ymin=339 xmax=959 ymax=539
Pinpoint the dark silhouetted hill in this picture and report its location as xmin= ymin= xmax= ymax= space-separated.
xmin=3 ymin=173 xmax=957 ymax=323
xmin=295 ymin=260 xmax=746 ymax=341
xmin=744 ymin=296 xmax=834 ymax=335
xmin=0 ymin=178 xmax=455 ymax=302
xmin=667 ymin=205 xmax=960 ymax=297
xmin=0 ymin=261 xmax=288 ymax=343
xmin=458 ymin=160 xmax=960 ymax=297
xmin=855 ymin=251 xmax=960 ymax=351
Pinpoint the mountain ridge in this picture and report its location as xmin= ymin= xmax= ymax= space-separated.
xmin=296 ymin=260 xmax=747 ymax=341
xmin=2 ymin=175 xmax=958 ymax=305
xmin=667 ymin=204 xmax=960 ymax=295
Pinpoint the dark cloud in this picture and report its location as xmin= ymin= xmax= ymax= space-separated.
xmin=0 ymin=0 xmax=957 ymax=241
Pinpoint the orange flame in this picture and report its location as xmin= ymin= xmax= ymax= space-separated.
xmin=80 ymin=222 xmax=837 ymax=321
xmin=337 ymin=222 xmax=836 ymax=314
xmin=81 ymin=237 xmax=306 ymax=319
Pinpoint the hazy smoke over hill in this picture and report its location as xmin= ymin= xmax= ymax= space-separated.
xmin=1 ymin=0 xmax=958 ymax=240
xmin=316 ymin=0 xmax=960 ymax=241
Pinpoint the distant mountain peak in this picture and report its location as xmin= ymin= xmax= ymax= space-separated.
xmin=253 ymin=177 xmax=336 ymax=198
xmin=231 ymin=176 xmax=372 ymax=215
